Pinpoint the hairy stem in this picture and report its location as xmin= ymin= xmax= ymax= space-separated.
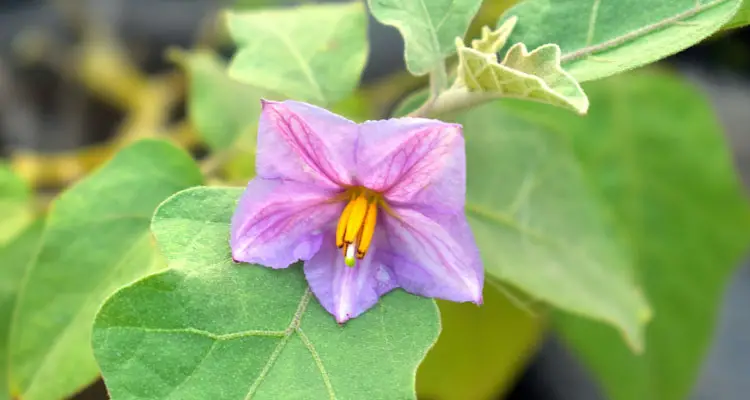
xmin=408 ymin=88 xmax=495 ymax=119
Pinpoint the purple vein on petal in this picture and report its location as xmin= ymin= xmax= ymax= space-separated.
xmin=263 ymin=101 xmax=353 ymax=187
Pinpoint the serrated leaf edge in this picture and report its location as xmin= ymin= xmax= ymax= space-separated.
xmin=456 ymin=39 xmax=589 ymax=115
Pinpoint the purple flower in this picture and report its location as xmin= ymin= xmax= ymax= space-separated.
xmin=230 ymin=100 xmax=484 ymax=323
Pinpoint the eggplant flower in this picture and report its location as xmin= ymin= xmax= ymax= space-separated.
xmin=230 ymin=100 xmax=484 ymax=323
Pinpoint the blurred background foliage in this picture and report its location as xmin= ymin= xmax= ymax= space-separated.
xmin=0 ymin=0 xmax=749 ymax=399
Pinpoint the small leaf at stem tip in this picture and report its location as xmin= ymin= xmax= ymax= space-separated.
xmin=470 ymin=16 xmax=518 ymax=54
xmin=455 ymin=22 xmax=589 ymax=115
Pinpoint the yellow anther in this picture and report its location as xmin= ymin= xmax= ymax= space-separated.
xmin=356 ymin=202 xmax=378 ymax=259
xmin=343 ymin=194 xmax=368 ymax=244
xmin=335 ymin=200 xmax=354 ymax=248
xmin=335 ymin=188 xmax=382 ymax=267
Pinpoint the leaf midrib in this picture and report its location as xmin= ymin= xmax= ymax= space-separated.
xmin=560 ymin=0 xmax=732 ymax=63
xmin=255 ymin=22 xmax=326 ymax=104
xmin=417 ymin=0 xmax=441 ymax=59
xmin=465 ymin=202 xmax=644 ymax=334
xmin=104 ymin=289 xmax=336 ymax=400
xmin=243 ymin=289 xmax=337 ymax=400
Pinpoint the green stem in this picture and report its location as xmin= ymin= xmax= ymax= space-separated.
xmin=409 ymin=63 xmax=450 ymax=119
xmin=408 ymin=88 xmax=495 ymax=119
xmin=429 ymin=63 xmax=448 ymax=99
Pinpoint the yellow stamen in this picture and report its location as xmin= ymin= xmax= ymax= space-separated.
xmin=335 ymin=188 xmax=382 ymax=267
xmin=336 ymin=200 xmax=354 ymax=248
xmin=343 ymin=194 xmax=368 ymax=244
xmin=356 ymin=202 xmax=377 ymax=259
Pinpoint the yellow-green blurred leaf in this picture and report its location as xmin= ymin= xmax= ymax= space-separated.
xmin=0 ymin=220 xmax=44 ymax=400
xmin=503 ymin=70 xmax=750 ymax=400
xmin=173 ymin=50 xmax=265 ymax=151
xmin=8 ymin=140 xmax=202 ymax=400
xmin=723 ymin=0 xmax=750 ymax=29
xmin=417 ymin=283 xmax=543 ymax=400
xmin=0 ymin=164 xmax=33 ymax=245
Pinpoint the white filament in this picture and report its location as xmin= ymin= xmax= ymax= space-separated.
xmin=344 ymin=241 xmax=357 ymax=267
xmin=346 ymin=242 xmax=356 ymax=259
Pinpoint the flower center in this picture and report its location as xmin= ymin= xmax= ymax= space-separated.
xmin=336 ymin=187 xmax=381 ymax=267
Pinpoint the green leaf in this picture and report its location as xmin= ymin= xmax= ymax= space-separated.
xmin=173 ymin=49 xmax=264 ymax=151
xmin=0 ymin=164 xmax=33 ymax=245
xmin=368 ymin=0 xmax=484 ymax=76
xmin=500 ymin=0 xmax=742 ymax=82
xmin=724 ymin=0 xmax=750 ymax=29
xmin=455 ymin=102 xmax=650 ymax=349
xmin=455 ymin=17 xmax=589 ymax=115
xmin=389 ymin=90 xmax=650 ymax=348
xmin=470 ymin=16 xmax=518 ymax=54
xmin=504 ymin=70 xmax=750 ymax=400
xmin=416 ymin=282 xmax=542 ymax=400
xmin=227 ymin=2 xmax=368 ymax=106
xmin=232 ymin=0 xmax=278 ymax=10
xmin=92 ymin=187 xmax=441 ymax=400
xmin=8 ymin=140 xmax=202 ymax=400
xmin=0 ymin=220 xmax=44 ymax=400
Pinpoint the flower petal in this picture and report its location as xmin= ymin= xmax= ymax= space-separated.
xmin=230 ymin=178 xmax=343 ymax=269
xmin=257 ymin=100 xmax=357 ymax=188
xmin=357 ymin=118 xmax=465 ymax=213
xmin=380 ymin=207 xmax=483 ymax=303
xmin=304 ymin=233 xmax=396 ymax=323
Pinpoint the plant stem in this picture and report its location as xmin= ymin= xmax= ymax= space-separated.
xmin=411 ymin=63 xmax=450 ymax=118
xmin=408 ymin=88 xmax=495 ymax=119
xmin=429 ymin=63 xmax=448 ymax=99
xmin=200 ymin=148 xmax=233 ymax=177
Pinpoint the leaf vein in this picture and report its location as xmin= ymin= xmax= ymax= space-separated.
xmin=101 ymin=326 xmax=287 ymax=340
xmin=585 ymin=0 xmax=602 ymax=46
xmin=259 ymin=24 xmax=326 ymax=103
xmin=465 ymin=203 xmax=547 ymax=241
xmin=417 ymin=0 xmax=442 ymax=60
xmin=433 ymin=0 xmax=458 ymax=33
xmin=163 ymin=340 xmax=220 ymax=398
xmin=243 ymin=335 xmax=291 ymax=399
xmin=297 ymin=327 xmax=335 ymax=399
xmin=242 ymin=289 xmax=313 ymax=399
xmin=561 ymin=0 xmax=729 ymax=63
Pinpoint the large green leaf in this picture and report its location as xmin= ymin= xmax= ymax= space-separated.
xmin=456 ymin=103 xmax=650 ymax=349
xmin=0 ymin=164 xmax=33 ymax=245
xmin=7 ymin=140 xmax=202 ymax=400
xmin=227 ymin=2 xmax=368 ymax=106
xmin=93 ymin=187 xmax=440 ymax=400
xmin=368 ymin=0 xmax=483 ymax=76
xmin=0 ymin=220 xmax=44 ymax=400
xmin=173 ymin=50 xmax=264 ymax=151
xmin=724 ymin=0 xmax=750 ymax=29
xmin=392 ymin=92 xmax=650 ymax=349
xmin=503 ymin=70 xmax=750 ymax=400
xmin=500 ymin=0 xmax=742 ymax=82
xmin=416 ymin=282 xmax=542 ymax=400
